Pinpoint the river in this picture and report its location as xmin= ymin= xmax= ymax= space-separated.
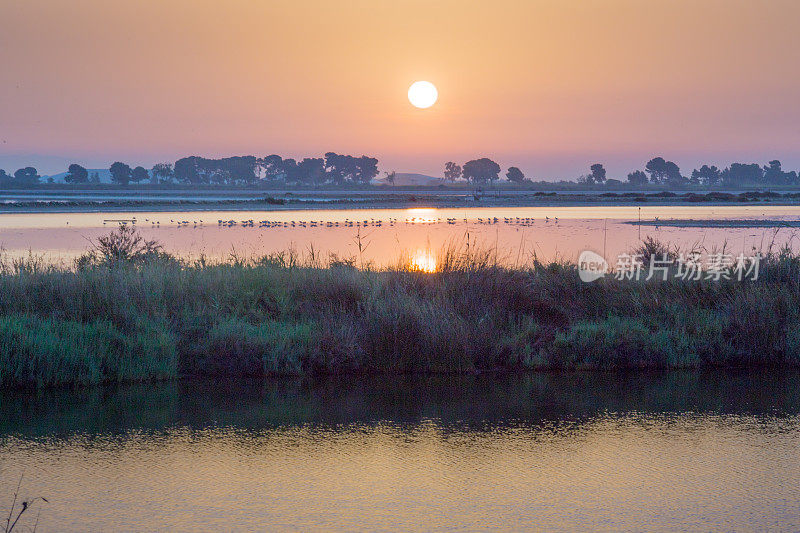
xmin=1 ymin=372 xmax=799 ymax=531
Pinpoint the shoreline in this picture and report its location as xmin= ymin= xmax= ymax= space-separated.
xmin=3 ymin=190 xmax=800 ymax=214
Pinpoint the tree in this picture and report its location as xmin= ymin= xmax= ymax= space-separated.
xmin=384 ymin=170 xmax=396 ymax=186
xmin=763 ymin=160 xmax=788 ymax=186
xmin=260 ymin=155 xmax=284 ymax=181
xmin=297 ymin=157 xmax=326 ymax=186
xmin=644 ymin=157 xmax=668 ymax=184
xmin=505 ymin=166 xmax=525 ymax=183
xmin=281 ymin=158 xmax=300 ymax=184
xmin=130 ymin=166 xmax=149 ymax=183
xmin=626 ymin=170 xmax=648 ymax=186
xmin=444 ymin=161 xmax=462 ymax=181
xmin=645 ymin=157 xmax=684 ymax=186
xmin=721 ymin=163 xmax=763 ymax=187
xmin=462 ymin=158 xmax=501 ymax=184
xmin=663 ymin=161 xmax=686 ymax=187
xmin=109 ymin=162 xmax=132 ymax=185
xmin=0 ymin=169 xmax=9 ymax=184
xmin=690 ymin=165 xmax=721 ymax=186
xmin=174 ymin=157 xmax=201 ymax=184
xmin=90 ymin=172 xmax=101 ymax=184
xmin=589 ymin=163 xmax=606 ymax=184
xmin=151 ymin=163 xmax=174 ymax=184
xmin=354 ymin=156 xmax=379 ymax=185
xmin=14 ymin=167 xmax=40 ymax=186
xmin=65 ymin=163 xmax=89 ymax=184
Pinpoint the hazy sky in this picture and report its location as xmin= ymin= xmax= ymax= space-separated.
xmin=2 ymin=0 xmax=800 ymax=178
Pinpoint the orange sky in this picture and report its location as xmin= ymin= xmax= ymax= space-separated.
xmin=1 ymin=0 xmax=800 ymax=178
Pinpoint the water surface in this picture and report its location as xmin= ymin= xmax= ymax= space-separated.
xmin=2 ymin=372 xmax=799 ymax=531
xmin=1 ymin=204 xmax=800 ymax=265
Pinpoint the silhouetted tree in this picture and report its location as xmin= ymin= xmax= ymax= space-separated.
xmin=131 ymin=166 xmax=149 ymax=183
xmin=14 ymin=167 xmax=40 ymax=186
xmin=384 ymin=170 xmax=396 ymax=186
xmin=281 ymin=158 xmax=300 ymax=184
xmin=90 ymin=172 xmax=100 ymax=184
xmin=462 ymin=158 xmax=501 ymax=184
xmin=645 ymin=157 xmax=683 ymax=185
xmin=691 ymin=165 xmax=721 ymax=186
xmin=260 ymin=155 xmax=284 ymax=181
xmin=762 ymin=160 xmax=794 ymax=186
xmin=444 ymin=161 xmax=462 ymax=181
xmin=721 ymin=163 xmax=763 ymax=187
xmin=354 ymin=156 xmax=379 ymax=185
xmin=589 ymin=163 xmax=606 ymax=184
xmin=505 ymin=166 xmax=525 ymax=183
xmin=151 ymin=163 xmax=174 ymax=184
xmin=0 ymin=169 xmax=9 ymax=184
xmin=298 ymin=157 xmax=326 ymax=186
xmin=644 ymin=157 xmax=668 ymax=184
xmin=109 ymin=162 xmax=132 ymax=185
xmin=664 ymin=161 xmax=686 ymax=187
xmin=626 ymin=170 xmax=648 ymax=186
xmin=65 ymin=163 xmax=89 ymax=184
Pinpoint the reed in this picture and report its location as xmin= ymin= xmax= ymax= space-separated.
xmin=1 ymin=227 xmax=799 ymax=387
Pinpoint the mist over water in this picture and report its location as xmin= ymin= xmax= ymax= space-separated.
xmin=2 ymin=372 xmax=800 ymax=531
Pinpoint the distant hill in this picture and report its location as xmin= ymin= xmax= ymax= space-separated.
xmin=381 ymin=173 xmax=443 ymax=186
xmin=44 ymin=168 xmax=118 ymax=184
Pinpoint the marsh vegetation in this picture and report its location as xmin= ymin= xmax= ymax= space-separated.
xmin=1 ymin=226 xmax=799 ymax=387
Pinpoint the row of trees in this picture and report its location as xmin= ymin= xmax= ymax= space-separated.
xmin=138 ymin=153 xmax=378 ymax=186
xmin=441 ymin=157 xmax=800 ymax=188
xmin=594 ymin=157 xmax=800 ymax=188
xmin=2 ymin=155 xmax=799 ymax=188
xmin=0 ymin=152 xmax=381 ymax=187
xmin=443 ymin=159 xmax=530 ymax=185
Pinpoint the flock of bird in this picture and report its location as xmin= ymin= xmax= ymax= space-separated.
xmin=103 ymin=215 xmax=558 ymax=229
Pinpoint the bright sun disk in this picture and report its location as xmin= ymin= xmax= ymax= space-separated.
xmin=408 ymin=81 xmax=438 ymax=109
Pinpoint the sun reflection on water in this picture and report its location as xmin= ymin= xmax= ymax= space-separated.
xmin=405 ymin=208 xmax=438 ymax=224
xmin=411 ymin=250 xmax=437 ymax=272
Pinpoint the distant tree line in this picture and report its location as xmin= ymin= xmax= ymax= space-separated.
xmin=442 ymin=158 xmax=531 ymax=185
xmin=1 ymin=154 xmax=799 ymax=189
xmin=0 ymin=152 xmax=380 ymax=187
xmin=603 ymin=157 xmax=800 ymax=188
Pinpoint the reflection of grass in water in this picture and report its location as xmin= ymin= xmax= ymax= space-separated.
xmin=4 ymin=475 xmax=47 ymax=533
xmin=2 ymin=227 xmax=800 ymax=387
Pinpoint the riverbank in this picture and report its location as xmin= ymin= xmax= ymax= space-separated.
xmin=3 ymin=189 xmax=800 ymax=213
xmin=1 ymin=228 xmax=799 ymax=387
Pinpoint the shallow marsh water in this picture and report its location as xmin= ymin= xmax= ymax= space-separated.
xmin=1 ymin=204 xmax=800 ymax=265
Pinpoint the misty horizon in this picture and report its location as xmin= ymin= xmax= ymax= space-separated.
xmin=3 ymin=0 xmax=800 ymax=180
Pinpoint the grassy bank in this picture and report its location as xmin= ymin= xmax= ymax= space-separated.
xmin=1 ymin=228 xmax=800 ymax=387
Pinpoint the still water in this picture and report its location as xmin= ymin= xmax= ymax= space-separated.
xmin=1 ymin=205 xmax=800 ymax=265
xmin=2 ymin=372 xmax=800 ymax=531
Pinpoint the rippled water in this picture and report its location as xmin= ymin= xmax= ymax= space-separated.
xmin=2 ymin=372 xmax=800 ymax=531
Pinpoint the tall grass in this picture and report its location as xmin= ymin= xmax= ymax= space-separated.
xmin=1 ymin=227 xmax=799 ymax=387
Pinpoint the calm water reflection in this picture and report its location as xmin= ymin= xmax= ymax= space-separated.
xmin=2 ymin=205 xmax=800 ymax=265
xmin=2 ymin=372 xmax=800 ymax=531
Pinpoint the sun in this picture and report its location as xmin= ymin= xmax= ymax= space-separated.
xmin=408 ymin=81 xmax=438 ymax=109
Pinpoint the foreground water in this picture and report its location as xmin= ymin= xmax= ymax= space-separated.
xmin=1 ymin=204 xmax=800 ymax=265
xmin=2 ymin=372 xmax=799 ymax=531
